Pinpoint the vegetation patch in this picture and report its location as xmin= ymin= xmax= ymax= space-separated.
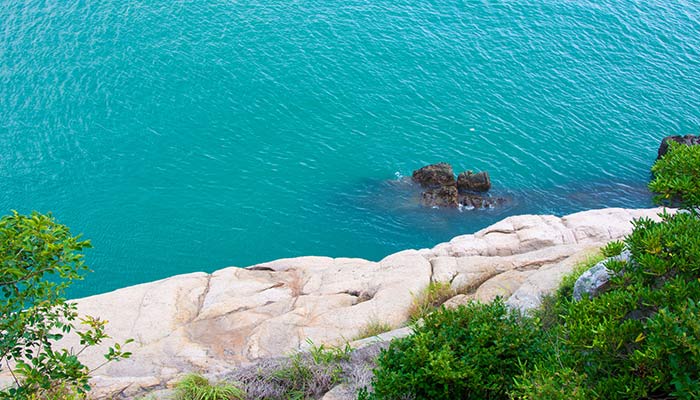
xmin=649 ymin=140 xmax=700 ymax=209
xmin=407 ymin=281 xmax=457 ymax=321
xmin=353 ymin=321 xmax=394 ymax=341
xmin=513 ymin=211 xmax=700 ymax=399
xmin=365 ymin=299 xmax=541 ymax=400
xmin=228 ymin=341 xmax=382 ymax=400
xmin=174 ymin=374 xmax=244 ymax=400
xmin=0 ymin=212 xmax=131 ymax=400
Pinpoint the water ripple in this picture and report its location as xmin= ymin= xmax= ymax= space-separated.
xmin=0 ymin=0 xmax=698 ymax=296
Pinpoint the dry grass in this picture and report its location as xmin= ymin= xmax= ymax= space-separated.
xmin=407 ymin=281 xmax=457 ymax=321
xmin=286 ymin=270 xmax=306 ymax=298
xmin=226 ymin=342 xmax=386 ymax=400
xmin=353 ymin=320 xmax=394 ymax=341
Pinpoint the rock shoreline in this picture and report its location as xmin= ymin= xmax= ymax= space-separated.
xmin=0 ymin=207 xmax=670 ymax=398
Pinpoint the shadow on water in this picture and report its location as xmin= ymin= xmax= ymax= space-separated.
xmin=332 ymin=176 xmax=654 ymax=254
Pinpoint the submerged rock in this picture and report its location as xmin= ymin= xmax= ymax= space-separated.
xmin=459 ymin=193 xmax=505 ymax=209
xmin=657 ymin=134 xmax=700 ymax=160
xmin=457 ymin=171 xmax=491 ymax=192
xmin=420 ymin=187 xmax=505 ymax=209
xmin=411 ymin=163 xmax=503 ymax=208
xmin=421 ymin=185 xmax=459 ymax=207
xmin=411 ymin=162 xmax=456 ymax=188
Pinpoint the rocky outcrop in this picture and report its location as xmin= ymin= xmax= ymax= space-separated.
xmin=457 ymin=171 xmax=491 ymax=192
xmin=421 ymin=185 xmax=459 ymax=207
xmin=411 ymin=163 xmax=455 ymax=188
xmin=0 ymin=207 xmax=669 ymax=398
xmin=657 ymin=134 xmax=699 ymax=159
xmin=412 ymin=163 xmax=501 ymax=208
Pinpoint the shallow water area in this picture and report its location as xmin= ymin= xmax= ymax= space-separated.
xmin=1 ymin=0 xmax=698 ymax=297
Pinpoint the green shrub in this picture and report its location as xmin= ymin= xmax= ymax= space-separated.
xmin=25 ymin=383 xmax=87 ymax=400
xmin=513 ymin=211 xmax=700 ymax=399
xmin=511 ymin=365 xmax=590 ymax=400
xmin=650 ymin=141 xmax=700 ymax=210
xmin=369 ymin=299 xmax=541 ymax=400
xmin=513 ymin=143 xmax=700 ymax=399
xmin=0 ymin=211 xmax=131 ymax=399
xmin=174 ymin=374 xmax=244 ymax=400
xmin=601 ymin=240 xmax=625 ymax=257
xmin=535 ymin=252 xmax=605 ymax=331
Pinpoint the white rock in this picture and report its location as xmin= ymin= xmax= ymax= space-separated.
xmin=322 ymin=384 xmax=355 ymax=400
xmin=0 ymin=207 xmax=667 ymax=398
xmin=572 ymin=250 xmax=632 ymax=301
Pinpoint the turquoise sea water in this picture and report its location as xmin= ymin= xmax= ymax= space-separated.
xmin=1 ymin=1 xmax=699 ymax=298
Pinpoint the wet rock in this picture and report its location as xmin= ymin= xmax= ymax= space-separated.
xmin=411 ymin=163 xmax=456 ymax=188
xmin=657 ymin=135 xmax=700 ymax=160
xmin=457 ymin=171 xmax=491 ymax=192
xmin=410 ymin=163 xmax=503 ymax=208
xmin=459 ymin=193 xmax=505 ymax=209
xmin=421 ymin=185 xmax=459 ymax=207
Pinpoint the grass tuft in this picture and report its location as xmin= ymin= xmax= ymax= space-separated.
xmin=174 ymin=374 xmax=244 ymax=400
xmin=407 ymin=281 xmax=456 ymax=321
xmin=354 ymin=321 xmax=394 ymax=341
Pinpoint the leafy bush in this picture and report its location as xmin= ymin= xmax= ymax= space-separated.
xmin=174 ymin=374 xmax=244 ymax=400
xmin=535 ymin=252 xmax=605 ymax=330
xmin=368 ymin=299 xmax=541 ymax=399
xmin=0 ymin=211 xmax=131 ymax=399
xmin=601 ymin=240 xmax=625 ymax=257
xmin=513 ymin=143 xmax=700 ymax=399
xmin=513 ymin=212 xmax=700 ymax=399
xmin=511 ymin=365 xmax=591 ymax=400
xmin=649 ymin=141 xmax=700 ymax=210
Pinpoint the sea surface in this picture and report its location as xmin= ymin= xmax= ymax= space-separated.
xmin=1 ymin=0 xmax=699 ymax=298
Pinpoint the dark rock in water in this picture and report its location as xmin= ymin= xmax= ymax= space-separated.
xmin=459 ymin=193 xmax=506 ymax=209
xmin=412 ymin=163 xmax=456 ymax=188
xmin=421 ymin=185 xmax=459 ymax=207
xmin=657 ymin=135 xmax=700 ymax=160
xmin=411 ymin=163 xmax=504 ymax=209
xmin=457 ymin=171 xmax=491 ymax=193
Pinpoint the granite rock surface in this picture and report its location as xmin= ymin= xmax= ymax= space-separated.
xmin=0 ymin=207 xmax=668 ymax=398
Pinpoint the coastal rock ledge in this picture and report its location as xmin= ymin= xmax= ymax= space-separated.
xmin=7 ymin=207 xmax=669 ymax=397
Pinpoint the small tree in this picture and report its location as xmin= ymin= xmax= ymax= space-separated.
xmin=0 ymin=211 xmax=131 ymax=399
